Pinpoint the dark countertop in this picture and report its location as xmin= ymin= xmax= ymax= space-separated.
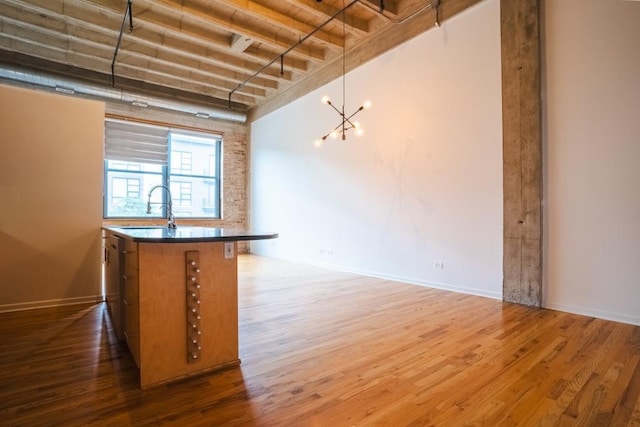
xmin=103 ymin=226 xmax=278 ymax=243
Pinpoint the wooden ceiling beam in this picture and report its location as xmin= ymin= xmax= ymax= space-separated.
xmin=358 ymin=0 xmax=399 ymax=16
xmin=143 ymin=0 xmax=327 ymax=61
xmin=215 ymin=0 xmax=344 ymax=50
xmin=243 ymin=45 xmax=308 ymax=73
xmin=17 ymin=0 xmax=317 ymax=67
xmin=126 ymin=25 xmax=294 ymax=81
xmin=284 ymin=0 xmax=370 ymax=35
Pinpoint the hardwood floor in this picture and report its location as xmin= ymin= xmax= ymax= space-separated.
xmin=1 ymin=255 xmax=639 ymax=426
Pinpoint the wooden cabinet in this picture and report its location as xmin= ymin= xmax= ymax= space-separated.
xmin=103 ymin=231 xmax=240 ymax=388
xmin=136 ymin=241 xmax=239 ymax=388
xmin=104 ymin=233 xmax=123 ymax=340
xmin=104 ymin=232 xmax=139 ymax=365
xmin=122 ymin=238 xmax=140 ymax=367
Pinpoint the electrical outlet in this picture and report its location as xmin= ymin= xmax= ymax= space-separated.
xmin=434 ymin=261 xmax=444 ymax=269
xmin=224 ymin=242 xmax=234 ymax=259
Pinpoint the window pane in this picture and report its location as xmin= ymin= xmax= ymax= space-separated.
xmin=170 ymin=133 xmax=218 ymax=177
xmin=170 ymin=180 xmax=192 ymax=207
xmin=105 ymin=162 xmax=163 ymax=217
xmin=169 ymin=176 xmax=218 ymax=218
xmin=167 ymin=131 xmax=221 ymax=218
xmin=170 ymin=151 xmax=192 ymax=174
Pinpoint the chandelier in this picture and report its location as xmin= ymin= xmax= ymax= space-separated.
xmin=314 ymin=0 xmax=371 ymax=148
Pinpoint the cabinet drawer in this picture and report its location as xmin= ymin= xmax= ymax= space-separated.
xmin=125 ymin=278 xmax=139 ymax=301
xmin=124 ymin=263 xmax=138 ymax=279
xmin=123 ymin=294 xmax=140 ymax=367
xmin=124 ymin=297 xmax=139 ymax=324
xmin=123 ymin=241 xmax=138 ymax=269
xmin=124 ymin=329 xmax=140 ymax=367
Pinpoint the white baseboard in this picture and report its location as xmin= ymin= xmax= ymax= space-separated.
xmin=247 ymin=250 xmax=502 ymax=301
xmin=0 ymin=295 xmax=104 ymax=313
xmin=543 ymin=302 xmax=640 ymax=327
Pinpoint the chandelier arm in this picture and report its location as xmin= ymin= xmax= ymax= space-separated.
xmin=326 ymin=117 xmax=348 ymax=137
xmin=326 ymin=102 xmax=344 ymax=116
xmin=322 ymin=119 xmax=342 ymax=141
xmin=343 ymin=106 xmax=364 ymax=127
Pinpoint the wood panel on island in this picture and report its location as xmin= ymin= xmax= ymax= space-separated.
xmin=102 ymin=226 xmax=277 ymax=388
xmin=186 ymin=250 xmax=202 ymax=363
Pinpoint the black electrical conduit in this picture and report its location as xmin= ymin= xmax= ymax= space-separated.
xmin=227 ymin=0 xmax=441 ymax=109
xmin=111 ymin=0 xmax=133 ymax=87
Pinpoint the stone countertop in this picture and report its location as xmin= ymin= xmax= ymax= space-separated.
xmin=103 ymin=226 xmax=278 ymax=243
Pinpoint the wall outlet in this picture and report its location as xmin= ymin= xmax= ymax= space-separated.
xmin=224 ymin=242 xmax=234 ymax=259
xmin=434 ymin=261 xmax=444 ymax=269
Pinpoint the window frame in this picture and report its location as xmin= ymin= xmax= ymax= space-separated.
xmin=103 ymin=125 xmax=222 ymax=220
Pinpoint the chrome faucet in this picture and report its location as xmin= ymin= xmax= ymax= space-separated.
xmin=146 ymin=184 xmax=177 ymax=229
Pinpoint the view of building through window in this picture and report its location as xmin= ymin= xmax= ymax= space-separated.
xmin=104 ymin=130 xmax=221 ymax=218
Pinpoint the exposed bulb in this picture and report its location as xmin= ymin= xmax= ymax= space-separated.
xmin=355 ymin=127 xmax=364 ymax=137
xmin=321 ymin=95 xmax=330 ymax=105
xmin=363 ymin=100 xmax=372 ymax=109
xmin=330 ymin=130 xmax=338 ymax=139
xmin=313 ymin=139 xmax=323 ymax=148
xmin=353 ymin=121 xmax=361 ymax=129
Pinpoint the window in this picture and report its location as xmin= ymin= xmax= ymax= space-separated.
xmin=171 ymin=181 xmax=192 ymax=207
xmin=112 ymin=177 xmax=141 ymax=200
xmin=171 ymin=151 xmax=192 ymax=174
xmin=104 ymin=120 xmax=222 ymax=219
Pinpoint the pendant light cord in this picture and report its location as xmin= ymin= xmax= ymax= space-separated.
xmin=342 ymin=0 xmax=346 ymax=114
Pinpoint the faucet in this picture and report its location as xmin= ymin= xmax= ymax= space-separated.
xmin=146 ymin=185 xmax=177 ymax=229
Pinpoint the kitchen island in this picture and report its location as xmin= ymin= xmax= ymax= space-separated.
xmin=103 ymin=226 xmax=277 ymax=388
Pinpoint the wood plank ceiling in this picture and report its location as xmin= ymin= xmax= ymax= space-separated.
xmin=0 ymin=0 xmax=478 ymax=121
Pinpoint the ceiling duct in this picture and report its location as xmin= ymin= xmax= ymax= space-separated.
xmin=0 ymin=64 xmax=247 ymax=123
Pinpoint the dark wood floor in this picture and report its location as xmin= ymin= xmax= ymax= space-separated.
xmin=1 ymin=255 xmax=639 ymax=426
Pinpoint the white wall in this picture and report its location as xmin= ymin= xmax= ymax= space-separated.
xmin=250 ymin=0 xmax=503 ymax=299
xmin=543 ymin=0 xmax=640 ymax=325
xmin=0 ymin=85 xmax=105 ymax=311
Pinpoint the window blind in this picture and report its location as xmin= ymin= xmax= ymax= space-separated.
xmin=104 ymin=120 xmax=169 ymax=164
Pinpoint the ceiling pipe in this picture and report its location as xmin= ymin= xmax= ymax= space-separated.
xmin=0 ymin=64 xmax=247 ymax=123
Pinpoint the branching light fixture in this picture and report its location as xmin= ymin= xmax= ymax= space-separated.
xmin=313 ymin=0 xmax=371 ymax=148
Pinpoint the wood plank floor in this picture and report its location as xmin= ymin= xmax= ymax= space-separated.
xmin=1 ymin=255 xmax=639 ymax=426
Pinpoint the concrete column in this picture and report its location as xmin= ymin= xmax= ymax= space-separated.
xmin=501 ymin=0 xmax=542 ymax=307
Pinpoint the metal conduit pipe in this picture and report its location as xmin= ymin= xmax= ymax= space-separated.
xmin=0 ymin=64 xmax=247 ymax=123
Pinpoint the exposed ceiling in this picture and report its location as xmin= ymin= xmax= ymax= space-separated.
xmin=0 ymin=0 xmax=480 ymax=121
